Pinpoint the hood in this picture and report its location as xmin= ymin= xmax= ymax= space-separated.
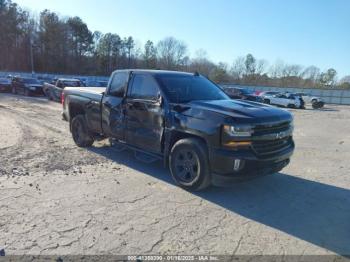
xmin=187 ymin=99 xmax=293 ymax=124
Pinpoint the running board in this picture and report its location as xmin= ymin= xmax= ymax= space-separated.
xmin=134 ymin=151 xmax=159 ymax=163
xmin=109 ymin=138 xmax=163 ymax=163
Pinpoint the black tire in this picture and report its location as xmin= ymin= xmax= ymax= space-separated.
xmin=169 ymin=138 xmax=211 ymax=191
xmin=71 ymin=115 xmax=94 ymax=147
xmin=264 ymin=99 xmax=270 ymax=104
xmin=287 ymin=104 xmax=296 ymax=108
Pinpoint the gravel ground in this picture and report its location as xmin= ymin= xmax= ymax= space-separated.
xmin=0 ymin=93 xmax=349 ymax=256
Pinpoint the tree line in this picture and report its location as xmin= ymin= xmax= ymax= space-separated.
xmin=1 ymin=0 xmax=349 ymax=88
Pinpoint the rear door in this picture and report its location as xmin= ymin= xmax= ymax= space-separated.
xmin=125 ymin=73 xmax=164 ymax=154
xmin=101 ymin=72 xmax=129 ymax=141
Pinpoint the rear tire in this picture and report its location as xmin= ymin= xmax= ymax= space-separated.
xmin=264 ymin=99 xmax=270 ymax=104
xmin=169 ymin=138 xmax=211 ymax=191
xmin=71 ymin=115 xmax=94 ymax=147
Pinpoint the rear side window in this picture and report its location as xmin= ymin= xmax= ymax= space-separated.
xmin=129 ymin=74 xmax=159 ymax=100
xmin=109 ymin=72 xmax=129 ymax=97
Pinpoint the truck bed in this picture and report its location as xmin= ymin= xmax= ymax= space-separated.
xmin=64 ymin=87 xmax=105 ymax=101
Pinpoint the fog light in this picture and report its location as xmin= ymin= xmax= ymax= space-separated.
xmin=234 ymin=159 xmax=241 ymax=171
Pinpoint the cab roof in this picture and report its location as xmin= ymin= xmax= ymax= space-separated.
xmin=111 ymin=69 xmax=196 ymax=76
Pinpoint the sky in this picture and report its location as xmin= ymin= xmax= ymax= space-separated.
xmin=14 ymin=0 xmax=350 ymax=78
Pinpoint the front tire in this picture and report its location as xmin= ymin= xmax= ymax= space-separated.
xmin=169 ymin=138 xmax=211 ymax=191
xmin=71 ymin=115 xmax=94 ymax=147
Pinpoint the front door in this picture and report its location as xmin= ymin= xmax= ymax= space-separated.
xmin=125 ymin=73 xmax=164 ymax=154
xmin=101 ymin=72 xmax=129 ymax=141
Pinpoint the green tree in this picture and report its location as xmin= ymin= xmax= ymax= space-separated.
xmin=96 ymin=33 xmax=123 ymax=74
xmin=143 ymin=40 xmax=157 ymax=68
xmin=244 ymin=53 xmax=256 ymax=75
xmin=66 ymin=16 xmax=93 ymax=73
xmin=37 ymin=9 xmax=67 ymax=72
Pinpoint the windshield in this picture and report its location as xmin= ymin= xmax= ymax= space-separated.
xmin=23 ymin=78 xmax=39 ymax=84
xmin=155 ymin=74 xmax=229 ymax=103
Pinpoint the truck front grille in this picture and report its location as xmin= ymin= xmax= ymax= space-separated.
xmin=252 ymin=137 xmax=293 ymax=157
xmin=253 ymin=121 xmax=291 ymax=136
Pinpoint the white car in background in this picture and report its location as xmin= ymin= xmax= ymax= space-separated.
xmin=264 ymin=93 xmax=303 ymax=108
xmin=294 ymin=92 xmax=323 ymax=103
xmin=259 ymin=91 xmax=280 ymax=102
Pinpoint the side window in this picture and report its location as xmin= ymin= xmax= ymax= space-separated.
xmin=129 ymin=74 xmax=159 ymax=100
xmin=109 ymin=72 xmax=128 ymax=97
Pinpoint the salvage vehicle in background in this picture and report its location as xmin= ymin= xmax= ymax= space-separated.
xmin=224 ymin=87 xmax=263 ymax=102
xmin=62 ymin=69 xmax=295 ymax=191
xmin=85 ymin=80 xmax=109 ymax=87
xmin=259 ymin=91 xmax=280 ymax=102
xmin=43 ymin=78 xmax=83 ymax=102
xmin=0 ymin=78 xmax=12 ymax=92
xmin=294 ymin=92 xmax=325 ymax=109
xmin=264 ymin=93 xmax=304 ymax=109
xmin=11 ymin=77 xmax=44 ymax=96
xmin=294 ymin=92 xmax=322 ymax=104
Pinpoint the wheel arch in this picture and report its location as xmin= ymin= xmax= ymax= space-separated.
xmin=163 ymin=130 xmax=209 ymax=167
xmin=68 ymin=102 xmax=86 ymax=131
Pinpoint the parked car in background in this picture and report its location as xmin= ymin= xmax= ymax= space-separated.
xmin=37 ymin=76 xmax=54 ymax=85
xmin=294 ymin=92 xmax=323 ymax=104
xmin=85 ymin=80 xmax=109 ymax=87
xmin=43 ymin=78 xmax=83 ymax=102
xmin=294 ymin=92 xmax=324 ymax=109
xmin=259 ymin=91 xmax=280 ymax=102
xmin=0 ymin=78 xmax=12 ymax=92
xmin=11 ymin=77 xmax=44 ymax=96
xmin=98 ymin=80 xmax=109 ymax=87
xmin=224 ymin=87 xmax=263 ymax=102
xmin=265 ymin=93 xmax=304 ymax=109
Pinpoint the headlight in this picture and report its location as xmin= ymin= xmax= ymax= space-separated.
xmin=222 ymin=124 xmax=253 ymax=148
xmin=223 ymin=125 xmax=253 ymax=137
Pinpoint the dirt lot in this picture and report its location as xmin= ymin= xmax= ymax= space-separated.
xmin=0 ymin=93 xmax=349 ymax=256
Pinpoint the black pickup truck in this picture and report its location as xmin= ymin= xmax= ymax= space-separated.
xmin=62 ymin=70 xmax=294 ymax=191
